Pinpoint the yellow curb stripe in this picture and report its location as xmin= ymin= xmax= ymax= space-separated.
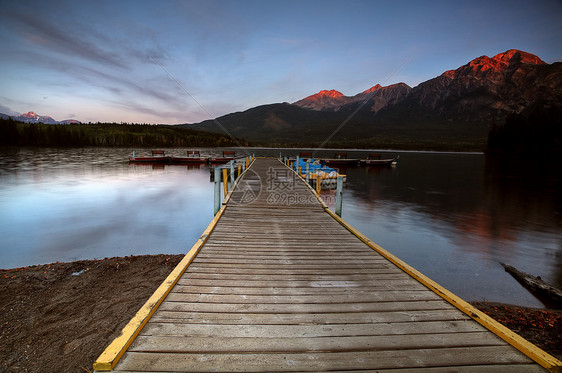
xmin=325 ymin=207 xmax=562 ymax=373
xmin=92 ymin=204 xmax=227 ymax=371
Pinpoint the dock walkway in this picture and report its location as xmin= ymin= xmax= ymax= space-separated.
xmin=95 ymin=158 xmax=560 ymax=372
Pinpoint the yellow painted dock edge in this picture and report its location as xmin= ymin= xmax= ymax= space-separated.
xmin=283 ymin=159 xmax=561 ymax=372
xmin=325 ymin=207 xmax=562 ymax=373
xmin=92 ymin=204 xmax=228 ymax=371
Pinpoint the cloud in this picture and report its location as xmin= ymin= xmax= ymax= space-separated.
xmin=0 ymin=102 xmax=20 ymax=116
xmin=2 ymin=5 xmax=127 ymax=69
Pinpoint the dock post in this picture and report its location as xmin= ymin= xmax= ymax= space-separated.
xmin=296 ymin=156 xmax=300 ymax=173
xmin=237 ymin=164 xmax=242 ymax=179
xmin=316 ymin=171 xmax=322 ymax=195
xmin=230 ymin=161 xmax=235 ymax=184
xmin=214 ymin=167 xmax=221 ymax=215
xmin=335 ymin=175 xmax=343 ymax=217
xmin=132 ymin=150 xmax=135 ymax=159
xmin=222 ymin=168 xmax=228 ymax=198
xmin=246 ymin=157 xmax=250 ymax=169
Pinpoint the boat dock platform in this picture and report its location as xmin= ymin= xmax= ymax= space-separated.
xmin=94 ymin=158 xmax=561 ymax=372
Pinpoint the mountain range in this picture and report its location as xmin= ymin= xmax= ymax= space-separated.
xmin=1 ymin=111 xmax=81 ymax=124
xmin=186 ymin=49 xmax=562 ymax=150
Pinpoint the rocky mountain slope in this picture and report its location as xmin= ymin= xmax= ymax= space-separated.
xmin=187 ymin=49 xmax=561 ymax=150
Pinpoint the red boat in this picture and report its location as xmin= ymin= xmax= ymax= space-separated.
xmin=170 ymin=150 xmax=208 ymax=164
xmin=129 ymin=150 xmax=170 ymax=163
xmin=208 ymin=150 xmax=236 ymax=164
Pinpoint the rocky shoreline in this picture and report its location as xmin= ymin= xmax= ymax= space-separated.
xmin=1 ymin=255 xmax=560 ymax=372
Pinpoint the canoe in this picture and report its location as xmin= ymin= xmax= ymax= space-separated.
xmin=360 ymin=153 xmax=398 ymax=166
xmin=320 ymin=152 xmax=360 ymax=166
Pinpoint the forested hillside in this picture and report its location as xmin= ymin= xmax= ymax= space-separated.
xmin=0 ymin=119 xmax=243 ymax=147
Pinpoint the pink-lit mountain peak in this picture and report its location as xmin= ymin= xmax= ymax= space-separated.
xmin=492 ymin=49 xmax=546 ymax=65
xmin=21 ymin=111 xmax=41 ymax=118
xmin=362 ymin=84 xmax=383 ymax=94
xmin=442 ymin=49 xmax=546 ymax=79
xmin=314 ymin=89 xmax=344 ymax=98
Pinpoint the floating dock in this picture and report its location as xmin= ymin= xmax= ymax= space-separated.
xmin=94 ymin=158 xmax=561 ymax=372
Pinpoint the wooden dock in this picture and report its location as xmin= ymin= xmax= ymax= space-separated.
xmin=94 ymin=158 xmax=561 ymax=372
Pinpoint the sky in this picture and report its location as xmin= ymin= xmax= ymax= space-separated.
xmin=0 ymin=0 xmax=561 ymax=124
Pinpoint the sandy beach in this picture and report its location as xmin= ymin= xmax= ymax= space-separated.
xmin=1 ymin=254 xmax=560 ymax=372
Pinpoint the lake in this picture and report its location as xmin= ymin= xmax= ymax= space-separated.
xmin=0 ymin=147 xmax=560 ymax=308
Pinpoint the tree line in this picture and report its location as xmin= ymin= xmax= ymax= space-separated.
xmin=0 ymin=119 xmax=244 ymax=147
xmin=486 ymin=102 xmax=562 ymax=157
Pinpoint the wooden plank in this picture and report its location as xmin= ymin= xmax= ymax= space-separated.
xmin=164 ymin=291 xmax=441 ymax=304
xmin=183 ymin=262 xmax=396 ymax=270
xmin=140 ymin=320 xmax=487 ymax=338
xmin=109 ymin=367 xmax=546 ymax=373
xmin=193 ymin=253 xmax=382 ymax=260
xmin=175 ymin=277 xmax=414 ymax=288
xmin=130 ymin=332 xmax=505 ymax=353
xmin=149 ymin=309 xmax=474 ymax=325
xmin=197 ymin=246 xmax=374 ymax=253
xmin=116 ymin=346 xmax=537 ymax=372
xmin=182 ymin=271 xmax=410 ymax=280
xmin=191 ymin=258 xmax=386 ymax=265
xmin=185 ymin=266 xmax=398 ymax=274
xmin=171 ymin=284 xmax=426 ymax=295
xmin=157 ymin=299 xmax=454 ymax=314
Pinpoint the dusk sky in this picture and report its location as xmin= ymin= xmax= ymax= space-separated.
xmin=1 ymin=0 xmax=561 ymax=124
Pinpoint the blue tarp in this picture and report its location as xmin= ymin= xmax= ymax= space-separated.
xmin=291 ymin=158 xmax=336 ymax=174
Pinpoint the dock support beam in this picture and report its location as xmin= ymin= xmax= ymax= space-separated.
xmin=230 ymin=161 xmax=235 ymax=184
xmin=335 ymin=175 xmax=343 ymax=217
xmin=222 ymin=168 xmax=228 ymax=198
xmin=213 ymin=167 xmax=221 ymax=215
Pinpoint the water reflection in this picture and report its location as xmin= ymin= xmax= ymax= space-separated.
xmin=0 ymin=148 xmax=214 ymax=269
xmin=333 ymin=152 xmax=561 ymax=307
xmin=1 ymin=147 xmax=560 ymax=308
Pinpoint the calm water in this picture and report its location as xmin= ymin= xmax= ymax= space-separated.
xmin=0 ymin=147 xmax=560 ymax=308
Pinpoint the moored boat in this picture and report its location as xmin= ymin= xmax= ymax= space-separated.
xmin=321 ymin=152 xmax=360 ymax=166
xmin=208 ymin=150 xmax=236 ymax=164
xmin=360 ymin=153 xmax=398 ymax=166
xmin=291 ymin=157 xmax=347 ymax=189
xmin=128 ymin=150 xmax=171 ymax=163
xmin=170 ymin=150 xmax=208 ymax=164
